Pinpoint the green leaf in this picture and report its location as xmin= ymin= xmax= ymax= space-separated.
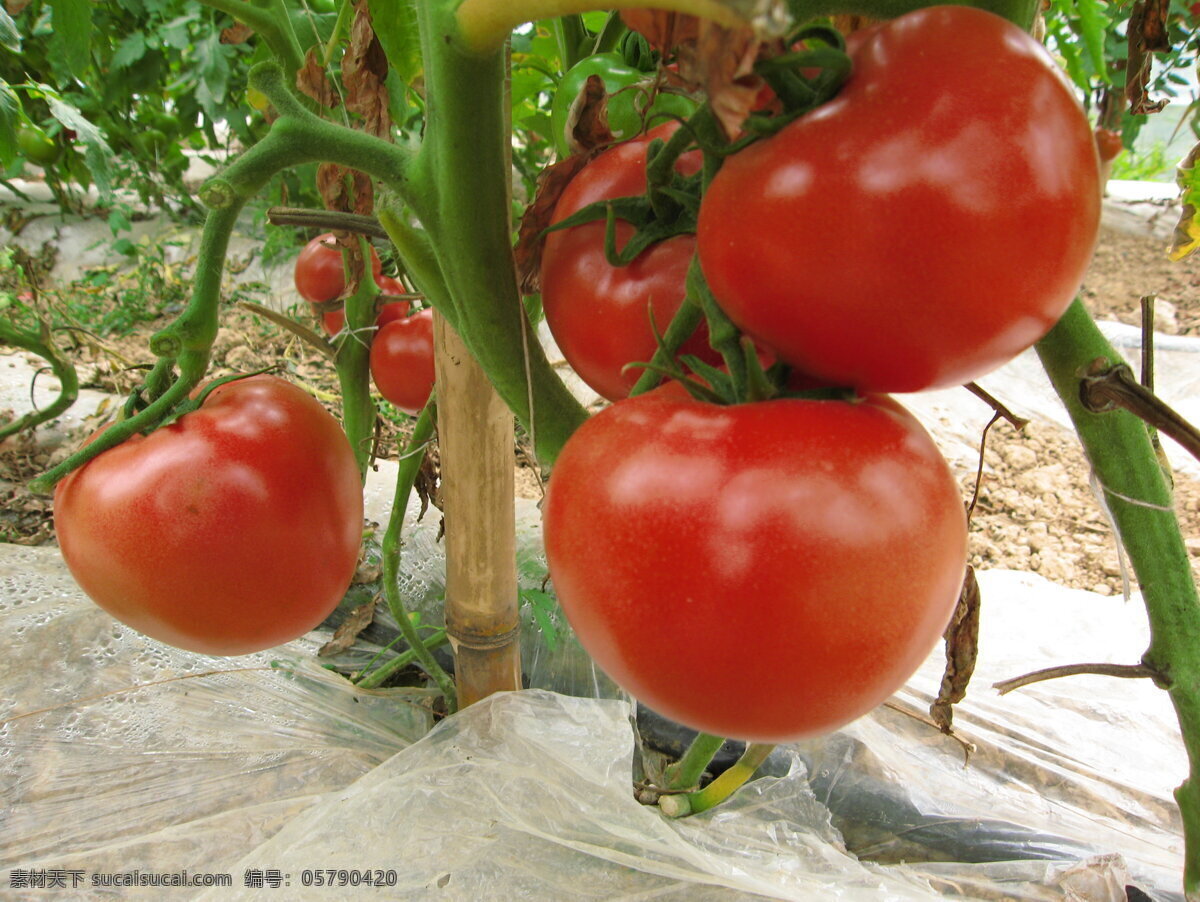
xmin=0 ymin=7 xmax=21 ymax=53
xmin=111 ymin=32 xmax=147 ymax=69
xmin=0 ymin=82 xmax=19 ymax=169
xmin=370 ymin=0 xmax=421 ymax=84
xmin=1073 ymin=0 xmax=1109 ymax=85
xmin=44 ymin=91 xmax=115 ymax=200
xmin=50 ymin=0 xmax=93 ymax=79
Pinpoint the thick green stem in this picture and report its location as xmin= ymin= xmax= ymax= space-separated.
xmin=660 ymin=743 xmax=775 ymax=817
xmin=355 ymin=628 xmax=449 ymax=690
xmin=1036 ymin=299 xmax=1200 ymax=896
xmin=0 ymin=319 xmax=79 ymax=441
xmin=661 ymin=732 xmax=726 ymax=790
xmin=381 ymin=399 xmax=458 ymax=711
xmin=413 ymin=2 xmax=589 ymax=465
xmin=334 ymin=237 xmax=382 ymax=477
xmin=196 ymin=0 xmax=304 ymax=76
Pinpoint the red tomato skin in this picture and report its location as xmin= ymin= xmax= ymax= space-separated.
xmin=543 ymin=392 xmax=967 ymax=742
xmin=53 ymin=376 xmax=364 ymax=656
xmin=541 ymin=123 xmax=722 ymax=401
xmin=370 ymin=308 xmax=436 ymax=415
xmin=374 ymin=298 xmax=412 ymax=327
xmin=315 ymin=283 xmax=410 ymax=337
xmin=697 ymin=6 xmax=1101 ymax=393
xmin=294 ymin=233 xmax=383 ymax=305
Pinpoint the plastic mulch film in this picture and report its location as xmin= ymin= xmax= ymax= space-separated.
xmin=0 ymin=525 xmax=1186 ymax=900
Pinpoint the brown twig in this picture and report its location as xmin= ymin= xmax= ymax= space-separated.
xmin=964 ymin=382 xmax=1030 ymax=430
xmin=883 ymin=697 xmax=976 ymax=764
xmin=994 ymin=661 xmax=1163 ymax=695
xmin=1079 ymin=361 xmax=1200 ymax=465
xmin=267 ymin=205 xmax=390 ymax=238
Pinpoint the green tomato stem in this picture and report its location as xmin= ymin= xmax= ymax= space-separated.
xmin=410 ymin=0 xmax=589 ymax=465
xmin=628 ymin=296 xmax=706 ymax=397
xmin=332 ymin=236 xmax=381 ymax=478
xmin=661 ymin=732 xmax=727 ymax=791
xmin=380 ymin=397 xmax=459 ymax=712
xmin=659 ymin=742 xmax=775 ymax=817
xmin=1036 ymin=298 xmax=1200 ymax=896
xmin=0 ymin=319 xmax=79 ymax=441
xmin=196 ymin=0 xmax=304 ymax=76
xmin=354 ymin=628 xmax=450 ymax=690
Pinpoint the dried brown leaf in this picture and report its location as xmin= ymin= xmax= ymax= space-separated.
xmin=296 ymin=48 xmax=338 ymax=108
xmin=344 ymin=1 xmax=393 ymax=140
xmin=562 ymin=74 xmax=620 ymax=156
xmin=318 ymin=598 xmax=378 ymax=656
xmin=620 ymin=9 xmax=701 ymax=56
xmin=513 ymin=151 xmax=599 ymax=295
xmin=677 ymin=21 xmax=771 ymax=139
xmin=220 ymin=22 xmax=255 ymax=44
xmin=1125 ymin=0 xmax=1171 ymax=116
xmin=930 ymin=566 xmax=981 ymax=733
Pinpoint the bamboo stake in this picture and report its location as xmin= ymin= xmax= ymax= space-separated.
xmin=433 ymin=310 xmax=522 ymax=706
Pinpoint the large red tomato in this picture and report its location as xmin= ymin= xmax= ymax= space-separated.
xmin=370 ymin=308 xmax=435 ymax=415
xmin=696 ymin=6 xmax=1101 ymax=393
xmin=295 ymin=232 xmax=384 ymax=305
xmin=543 ymin=389 xmax=967 ymax=742
xmin=53 ymin=375 xmax=364 ymax=656
xmin=315 ymin=279 xmax=410 ymax=337
xmin=541 ymin=123 xmax=723 ymax=401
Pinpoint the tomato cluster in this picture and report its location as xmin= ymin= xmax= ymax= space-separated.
xmin=292 ymin=233 xmax=435 ymax=412
xmin=540 ymin=6 xmax=1100 ymax=741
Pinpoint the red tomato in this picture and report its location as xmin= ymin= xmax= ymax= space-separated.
xmin=370 ymin=308 xmax=435 ymax=415
xmin=294 ymin=232 xmax=383 ymax=305
xmin=543 ymin=390 xmax=967 ymax=742
xmin=540 ymin=123 xmax=723 ymax=401
xmin=697 ymin=6 xmax=1101 ymax=393
xmin=53 ymin=376 xmax=364 ymax=656
xmin=374 ymin=299 xmax=412 ymax=327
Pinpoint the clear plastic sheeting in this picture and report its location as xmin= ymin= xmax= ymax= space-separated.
xmin=0 ymin=532 xmax=1186 ymax=900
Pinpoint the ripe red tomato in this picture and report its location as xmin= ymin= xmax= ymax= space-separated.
xmin=370 ymin=308 xmax=435 ymax=415
xmin=294 ymin=232 xmax=383 ymax=305
xmin=697 ymin=6 xmax=1101 ymax=393
xmin=374 ymin=298 xmax=412 ymax=327
xmin=540 ymin=123 xmax=723 ymax=401
xmin=53 ymin=375 xmax=364 ymax=656
xmin=543 ymin=389 xmax=967 ymax=742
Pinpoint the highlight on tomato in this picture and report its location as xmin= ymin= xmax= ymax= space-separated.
xmin=540 ymin=122 xmax=722 ymax=401
xmin=696 ymin=5 xmax=1101 ymax=394
xmin=542 ymin=388 xmax=968 ymax=742
xmin=53 ymin=375 xmax=365 ymax=656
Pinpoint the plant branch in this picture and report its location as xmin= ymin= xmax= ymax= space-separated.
xmin=1036 ymin=298 xmax=1200 ymax=896
xmin=659 ymin=743 xmax=775 ymax=817
xmin=380 ymin=398 xmax=458 ymax=711
xmin=1078 ymin=361 xmax=1200 ymax=467
xmin=964 ymin=381 xmax=1029 ymax=430
xmin=0 ymin=318 xmax=79 ymax=441
xmin=994 ymin=662 xmax=1163 ymax=695
xmin=267 ymin=206 xmax=391 ymax=239
xmin=661 ymin=733 xmax=727 ymax=791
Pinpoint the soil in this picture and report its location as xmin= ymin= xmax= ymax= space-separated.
xmin=3 ymin=218 xmax=1200 ymax=597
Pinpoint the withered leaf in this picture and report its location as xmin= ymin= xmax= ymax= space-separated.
xmin=296 ymin=47 xmax=338 ymax=108
xmin=344 ymin=1 xmax=393 ymax=140
xmin=319 ymin=598 xmax=378 ymax=656
xmin=620 ymin=9 xmax=700 ymax=56
xmin=1125 ymin=0 xmax=1171 ymax=116
xmin=513 ymin=151 xmax=599 ymax=295
xmin=930 ymin=566 xmax=981 ymax=733
xmin=563 ymin=74 xmax=619 ymax=156
xmin=677 ymin=21 xmax=772 ymax=139
xmin=220 ymin=22 xmax=255 ymax=44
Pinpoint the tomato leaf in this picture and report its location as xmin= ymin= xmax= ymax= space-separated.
xmin=44 ymin=92 xmax=114 ymax=200
xmin=1072 ymin=0 xmax=1110 ymax=84
xmin=0 ymin=81 xmax=19 ymax=169
xmin=1169 ymin=141 xmax=1199 ymax=262
xmin=369 ymin=0 xmax=422 ymax=84
xmin=50 ymin=0 xmax=91 ymax=80
xmin=0 ymin=7 xmax=20 ymax=53
xmin=344 ymin=2 xmax=393 ymax=140
xmin=110 ymin=32 xmax=148 ymax=70
xmin=319 ymin=598 xmax=379 ymax=657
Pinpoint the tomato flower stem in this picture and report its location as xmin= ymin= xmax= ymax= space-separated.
xmin=659 ymin=742 xmax=776 ymax=817
xmin=381 ymin=397 xmax=459 ymax=712
xmin=1036 ymin=298 xmax=1200 ymax=896
xmin=661 ymin=732 xmax=727 ymax=791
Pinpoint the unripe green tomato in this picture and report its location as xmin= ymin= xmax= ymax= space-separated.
xmin=17 ymin=125 xmax=62 ymax=166
xmin=550 ymin=52 xmax=697 ymax=158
